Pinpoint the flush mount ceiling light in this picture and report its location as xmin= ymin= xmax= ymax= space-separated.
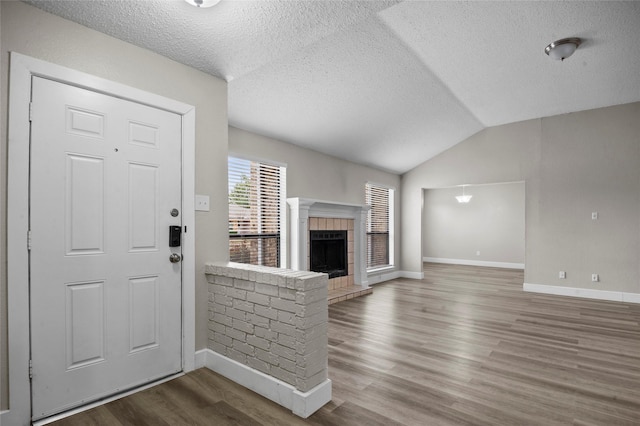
xmin=545 ymin=37 xmax=582 ymax=61
xmin=184 ymin=0 xmax=220 ymax=7
xmin=456 ymin=185 xmax=472 ymax=203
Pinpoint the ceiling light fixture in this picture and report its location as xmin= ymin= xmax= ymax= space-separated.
xmin=184 ymin=0 xmax=220 ymax=8
xmin=545 ymin=37 xmax=582 ymax=61
xmin=456 ymin=185 xmax=472 ymax=203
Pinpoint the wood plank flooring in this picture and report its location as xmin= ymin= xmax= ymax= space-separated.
xmin=49 ymin=263 xmax=640 ymax=425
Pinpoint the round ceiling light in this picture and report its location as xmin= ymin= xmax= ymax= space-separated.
xmin=545 ymin=37 xmax=582 ymax=61
xmin=184 ymin=0 xmax=221 ymax=8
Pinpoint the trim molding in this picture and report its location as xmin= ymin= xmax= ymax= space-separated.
xmin=399 ymin=270 xmax=425 ymax=280
xmin=194 ymin=348 xmax=208 ymax=369
xmin=523 ymin=283 xmax=640 ymax=304
xmin=200 ymin=349 xmax=331 ymax=418
xmin=367 ymin=269 xmax=401 ymax=285
xmin=424 ymin=257 xmax=525 ymax=270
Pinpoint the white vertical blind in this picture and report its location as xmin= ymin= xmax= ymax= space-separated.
xmin=228 ymin=157 xmax=282 ymax=267
xmin=366 ymin=183 xmax=390 ymax=269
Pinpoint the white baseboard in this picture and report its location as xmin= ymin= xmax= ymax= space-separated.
xmin=194 ymin=348 xmax=208 ymax=369
xmin=399 ymin=270 xmax=424 ymax=280
xmin=200 ymin=349 xmax=331 ymax=418
xmin=423 ymin=257 xmax=525 ymax=270
xmin=367 ymin=269 xmax=401 ymax=285
xmin=523 ymin=283 xmax=640 ymax=304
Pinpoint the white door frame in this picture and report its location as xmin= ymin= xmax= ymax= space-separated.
xmin=4 ymin=52 xmax=196 ymax=425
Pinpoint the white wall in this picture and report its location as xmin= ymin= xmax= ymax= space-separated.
xmin=1 ymin=1 xmax=229 ymax=409
xmin=402 ymin=102 xmax=640 ymax=294
xmin=422 ymin=183 xmax=525 ymax=266
xmin=229 ymin=126 xmax=401 ymax=277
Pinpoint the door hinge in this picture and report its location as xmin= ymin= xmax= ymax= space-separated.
xmin=29 ymin=359 xmax=33 ymax=380
xmin=27 ymin=230 xmax=32 ymax=251
xmin=29 ymin=102 xmax=33 ymax=122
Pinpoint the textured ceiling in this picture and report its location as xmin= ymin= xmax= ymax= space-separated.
xmin=24 ymin=0 xmax=640 ymax=174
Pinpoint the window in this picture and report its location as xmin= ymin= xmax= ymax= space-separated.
xmin=228 ymin=156 xmax=285 ymax=267
xmin=365 ymin=183 xmax=394 ymax=270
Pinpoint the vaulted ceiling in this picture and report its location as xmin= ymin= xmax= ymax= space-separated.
xmin=24 ymin=1 xmax=640 ymax=174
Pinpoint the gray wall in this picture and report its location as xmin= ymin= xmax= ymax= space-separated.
xmin=422 ymin=183 xmax=525 ymax=265
xmin=229 ymin=126 xmax=401 ymax=276
xmin=1 ymin=1 xmax=229 ymax=409
xmin=402 ymin=102 xmax=640 ymax=294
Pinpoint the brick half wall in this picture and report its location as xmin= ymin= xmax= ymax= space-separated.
xmin=205 ymin=262 xmax=328 ymax=393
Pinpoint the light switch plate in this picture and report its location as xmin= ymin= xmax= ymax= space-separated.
xmin=195 ymin=194 xmax=210 ymax=211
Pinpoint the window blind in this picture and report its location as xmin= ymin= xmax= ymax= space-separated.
xmin=228 ymin=157 xmax=282 ymax=267
xmin=365 ymin=183 xmax=390 ymax=269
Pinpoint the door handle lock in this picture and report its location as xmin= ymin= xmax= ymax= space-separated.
xmin=169 ymin=253 xmax=182 ymax=263
xmin=169 ymin=226 xmax=182 ymax=247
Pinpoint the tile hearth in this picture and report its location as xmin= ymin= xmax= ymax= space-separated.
xmin=328 ymin=285 xmax=373 ymax=305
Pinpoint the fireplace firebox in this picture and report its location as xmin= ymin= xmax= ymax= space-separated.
xmin=310 ymin=230 xmax=348 ymax=279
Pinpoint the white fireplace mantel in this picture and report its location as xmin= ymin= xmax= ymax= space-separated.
xmin=287 ymin=198 xmax=370 ymax=287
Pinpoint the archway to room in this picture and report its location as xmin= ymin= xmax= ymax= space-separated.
xmin=421 ymin=181 xmax=525 ymax=271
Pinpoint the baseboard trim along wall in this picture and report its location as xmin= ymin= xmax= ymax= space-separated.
xmin=194 ymin=348 xmax=208 ymax=369
xmin=423 ymin=257 xmax=525 ymax=270
xmin=197 ymin=349 xmax=332 ymax=418
xmin=399 ymin=270 xmax=425 ymax=280
xmin=368 ymin=269 xmax=401 ymax=285
xmin=523 ymin=283 xmax=640 ymax=304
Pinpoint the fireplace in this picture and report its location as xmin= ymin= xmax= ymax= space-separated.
xmin=287 ymin=197 xmax=370 ymax=288
xmin=310 ymin=230 xmax=348 ymax=279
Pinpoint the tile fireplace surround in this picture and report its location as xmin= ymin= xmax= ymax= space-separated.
xmin=287 ymin=198 xmax=369 ymax=288
xmin=308 ymin=218 xmax=354 ymax=290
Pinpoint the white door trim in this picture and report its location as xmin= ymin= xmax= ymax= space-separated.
xmin=5 ymin=52 xmax=196 ymax=425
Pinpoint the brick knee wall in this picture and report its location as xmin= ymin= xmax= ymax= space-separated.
xmin=204 ymin=262 xmax=328 ymax=392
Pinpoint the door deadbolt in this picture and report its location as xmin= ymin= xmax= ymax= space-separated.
xmin=170 ymin=208 xmax=179 ymax=217
xmin=169 ymin=253 xmax=181 ymax=263
xmin=169 ymin=226 xmax=182 ymax=247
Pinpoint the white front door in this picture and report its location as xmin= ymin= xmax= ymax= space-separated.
xmin=29 ymin=76 xmax=183 ymax=420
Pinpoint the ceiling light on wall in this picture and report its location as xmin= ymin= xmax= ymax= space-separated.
xmin=456 ymin=185 xmax=472 ymax=203
xmin=184 ymin=0 xmax=220 ymax=8
xmin=545 ymin=37 xmax=582 ymax=61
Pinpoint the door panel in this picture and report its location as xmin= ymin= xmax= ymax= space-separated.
xmin=66 ymin=107 xmax=105 ymax=138
xmin=129 ymin=121 xmax=159 ymax=148
xmin=129 ymin=163 xmax=158 ymax=251
xmin=30 ymin=77 xmax=183 ymax=420
xmin=65 ymin=281 xmax=106 ymax=368
xmin=65 ymin=154 xmax=105 ymax=254
xmin=129 ymin=276 xmax=159 ymax=353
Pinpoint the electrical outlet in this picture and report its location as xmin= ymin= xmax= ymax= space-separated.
xmin=559 ymin=271 xmax=566 ymax=279
xmin=592 ymin=274 xmax=599 ymax=282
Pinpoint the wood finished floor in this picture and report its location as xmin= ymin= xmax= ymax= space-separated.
xmin=50 ymin=263 xmax=640 ymax=425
